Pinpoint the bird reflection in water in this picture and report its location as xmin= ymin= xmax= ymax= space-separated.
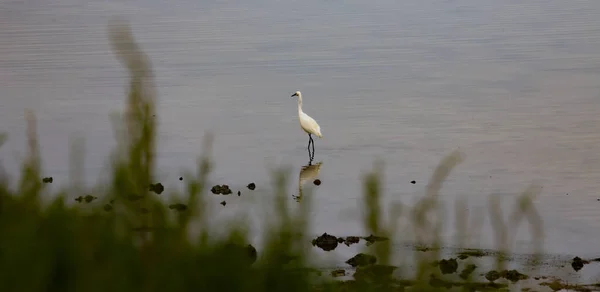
xmin=293 ymin=160 xmax=322 ymax=202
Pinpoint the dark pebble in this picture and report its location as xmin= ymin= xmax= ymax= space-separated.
xmin=410 ymin=180 xmax=416 ymax=184
xmin=363 ymin=234 xmax=389 ymax=246
xmin=42 ymin=177 xmax=53 ymax=183
xmin=149 ymin=183 xmax=164 ymax=194
xmin=485 ymin=270 xmax=500 ymax=282
xmin=313 ymin=179 xmax=321 ymax=186
xmin=237 ymin=191 xmax=241 ymax=196
xmin=247 ymin=182 xmax=256 ymax=190
xmin=572 ymin=256 xmax=588 ymax=272
xmin=344 ymin=236 xmax=360 ymax=246
xmin=220 ymin=201 xmax=226 ymax=206
xmin=499 ymin=269 xmax=529 ymax=282
xmin=179 ymin=177 xmax=183 ymax=181
xmin=211 ymin=184 xmax=232 ymax=195
xmin=438 ymin=258 xmax=458 ymax=274
xmin=345 ymin=253 xmax=376 ymax=267
xmin=311 ymin=233 xmax=338 ymax=251
xmin=84 ymin=195 xmax=97 ymax=203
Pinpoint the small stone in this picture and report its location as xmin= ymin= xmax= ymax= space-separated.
xmin=211 ymin=184 xmax=232 ymax=195
xmin=247 ymin=182 xmax=256 ymax=190
xmin=84 ymin=195 xmax=97 ymax=203
xmin=345 ymin=253 xmax=376 ymax=267
xmin=220 ymin=201 xmax=226 ymax=206
xmin=311 ymin=233 xmax=338 ymax=251
xmin=363 ymin=234 xmax=389 ymax=246
xmin=313 ymin=179 xmax=321 ymax=186
xmin=438 ymin=258 xmax=458 ymax=274
xmin=179 ymin=177 xmax=183 ymax=181
xmin=221 ymin=185 xmax=232 ymax=195
xmin=42 ymin=177 xmax=53 ymax=183
xmin=499 ymin=269 xmax=529 ymax=282
xmin=410 ymin=180 xmax=416 ymax=184
xmin=75 ymin=196 xmax=83 ymax=203
xmin=571 ymin=256 xmax=588 ymax=272
xmin=344 ymin=236 xmax=360 ymax=246
xmin=485 ymin=270 xmax=500 ymax=282
xmin=237 ymin=191 xmax=241 ymax=196
xmin=149 ymin=183 xmax=164 ymax=194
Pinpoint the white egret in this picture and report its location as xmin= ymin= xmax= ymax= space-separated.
xmin=291 ymin=91 xmax=322 ymax=158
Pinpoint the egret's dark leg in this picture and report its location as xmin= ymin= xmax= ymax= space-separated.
xmin=310 ymin=136 xmax=315 ymax=156
xmin=307 ymin=134 xmax=312 ymax=153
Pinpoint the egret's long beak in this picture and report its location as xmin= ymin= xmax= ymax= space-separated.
xmin=291 ymin=93 xmax=298 ymax=97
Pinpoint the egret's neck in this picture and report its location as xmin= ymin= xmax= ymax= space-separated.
xmin=297 ymin=95 xmax=303 ymax=113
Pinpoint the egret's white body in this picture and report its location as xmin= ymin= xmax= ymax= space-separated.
xmin=291 ymin=91 xmax=322 ymax=159
xmin=292 ymin=91 xmax=322 ymax=138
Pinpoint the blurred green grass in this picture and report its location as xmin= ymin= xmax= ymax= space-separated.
xmin=0 ymin=19 xmax=547 ymax=292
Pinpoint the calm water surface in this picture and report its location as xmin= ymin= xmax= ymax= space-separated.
xmin=2 ymin=0 xmax=600 ymax=262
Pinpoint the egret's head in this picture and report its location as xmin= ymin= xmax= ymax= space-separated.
xmin=291 ymin=91 xmax=301 ymax=98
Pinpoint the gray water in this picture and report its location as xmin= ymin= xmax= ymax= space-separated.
xmin=2 ymin=0 xmax=600 ymax=264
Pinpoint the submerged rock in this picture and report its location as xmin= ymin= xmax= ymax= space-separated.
xmin=211 ymin=184 xmax=232 ymax=195
xmin=311 ymin=233 xmax=338 ymax=251
xmin=485 ymin=270 xmax=500 ymax=282
xmin=571 ymin=256 xmax=589 ymax=272
xmin=344 ymin=236 xmax=360 ymax=246
xmin=457 ymin=249 xmax=487 ymax=260
xmin=313 ymin=179 xmax=321 ymax=186
xmin=499 ymin=269 xmax=528 ymax=282
xmin=346 ymin=253 xmax=376 ymax=267
xmin=42 ymin=177 xmax=53 ymax=183
xmin=220 ymin=201 xmax=226 ymax=206
xmin=247 ymin=182 xmax=256 ymax=190
xmin=75 ymin=195 xmax=97 ymax=203
xmin=483 ymin=269 xmax=527 ymax=283
xmin=363 ymin=234 xmax=389 ymax=246
xmin=149 ymin=183 xmax=164 ymax=194
xmin=85 ymin=195 xmax=97 ymax=203
xmin=103 ymin=204 xmax=113 ymax=212
xmin=438 ymin=258 xmax=458 ymax=274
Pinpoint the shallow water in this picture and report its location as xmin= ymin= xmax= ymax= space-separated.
xmin=2 ymin=0 xmax=600 ymax=264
